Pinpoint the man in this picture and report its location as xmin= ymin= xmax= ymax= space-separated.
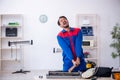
xmin=57 ymin=16 xmax=86 ymax=72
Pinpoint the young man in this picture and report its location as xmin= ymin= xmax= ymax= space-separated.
xmin=57 ymin=16 xmax=86 ymax=72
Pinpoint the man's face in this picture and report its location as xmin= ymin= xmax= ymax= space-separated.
xmin=59 ymin=18 xmax=69 ymax=28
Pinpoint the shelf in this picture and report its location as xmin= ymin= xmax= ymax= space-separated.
xmin=1 ymin=14 xmax=23 ymax=26
xmin=83 ymin=36 xmax=96 ymax=38
xmin=1 ymin=48 xmax=21 ymax=50
xmin=1 ymin=59 xmax=20 ymax=61
xmin=85 ymin=58 xmax=98 ymax=60
xmin=0 ymin=14 xmax=23 ymax=71
xmin=1 ymin=37 xmax=22 ymax=39
xmin=82 ymin=46 xmax=98 ymax=49
xmin=76 ymin=14 xmax=99 ymax=66
xmin=1 ymin=25 xmax=22 ymax=28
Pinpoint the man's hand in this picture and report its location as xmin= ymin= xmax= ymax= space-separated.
xmin=76 ymin=57 xmax=80 ymax=66
xmin=69 ymin=58 xmax=80 ymax=72
xmin=72 ymin=57 xmax=80 ymax=67
xmin=72 ymin=60 xmax=77 ymax=66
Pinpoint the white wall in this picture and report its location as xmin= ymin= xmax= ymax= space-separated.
xmin=0 ymin=0 xmax=120 ymax=70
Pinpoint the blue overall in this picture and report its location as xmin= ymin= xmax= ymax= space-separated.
xmin=57 ymin=27 xmax=86 ymax=72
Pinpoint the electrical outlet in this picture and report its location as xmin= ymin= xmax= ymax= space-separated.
xmin=53 ymin=48 xmax=62 ymax=53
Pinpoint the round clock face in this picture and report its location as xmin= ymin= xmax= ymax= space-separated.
xmin=39 ymin=15 xmax=48 ymax=23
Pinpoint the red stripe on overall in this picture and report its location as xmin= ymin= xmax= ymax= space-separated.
xmin=68 ymin=32 xmax=77 ymax=61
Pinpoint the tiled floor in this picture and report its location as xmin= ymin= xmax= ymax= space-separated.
xmin=0 ymin=70 xmax=47 ymax=80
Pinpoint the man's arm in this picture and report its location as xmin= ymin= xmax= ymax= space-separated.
xmin=57 ymin=36 xmax=73 ymax=61
xmin=75 ymin=30 xmax=83 ymax=58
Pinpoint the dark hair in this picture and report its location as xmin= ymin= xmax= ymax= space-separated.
xmin=57 ymin=16 xmax=68 ymax=26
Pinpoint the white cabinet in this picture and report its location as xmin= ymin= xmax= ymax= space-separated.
xmin=76 ymin=14 xmax=99 ymax=67
xmin=0 ymin=14 xmax=23 ymax=71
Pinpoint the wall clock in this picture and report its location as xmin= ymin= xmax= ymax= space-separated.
xmin=39 ymin=15 xmax=48 ymax=23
